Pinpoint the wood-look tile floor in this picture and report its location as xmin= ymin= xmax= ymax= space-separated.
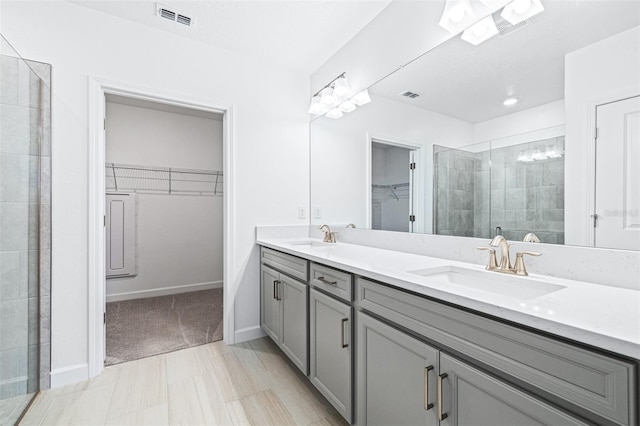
xmin=20 ymin=338 xmax=347 ymax=426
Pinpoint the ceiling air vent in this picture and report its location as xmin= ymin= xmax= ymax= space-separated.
xmin=494 ymin=12 xmax=529 ymax=37
xmin=156 ymin=4 xmax=194 ymax=27
xmin=401 ymin=91 xmax=420 ymax=99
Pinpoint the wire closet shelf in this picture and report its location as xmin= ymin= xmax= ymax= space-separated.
xmin=372 ymin=182 xmax=410 ymax=201
xmin=106 ymin=163 xmax=223 ymax=196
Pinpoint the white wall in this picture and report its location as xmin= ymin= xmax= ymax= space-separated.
xmin=565 ymin=26 xmax=640 ymax=246
xmin=105 ymin=102 xmax=223 ymax=301
xmin=310 ymin=94 xmax=473 ymax=232
xmin=473 ymin=100 xmax=565 ymax=145
xmin=1 ymin=1 xmax=310 ymax=386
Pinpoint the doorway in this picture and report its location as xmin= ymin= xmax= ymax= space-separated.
xmin=594 ymin=95 xmax=640 ymax=250
xmin=371 ymin=140 xmax=418 ymax=232
xmin=88 ymin=78 xmax=234 ymax=378
xmin=103 ymin=95 xmax=225 ymax=365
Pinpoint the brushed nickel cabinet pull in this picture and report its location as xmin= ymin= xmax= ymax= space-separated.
xmin=273 ymin=280 xmax=278 ymax=300
xmin=276 ymin=281 xmax=282 ymax=301
xmin=424 ymin=365 xmax=434 ymax=410
xmin=341 ymin=318 xmax=349 ymax=348
xmin=318 ymin=276 xmax=338 ymax=286
xmin=438 ymin=373 xmax=448 ymax=421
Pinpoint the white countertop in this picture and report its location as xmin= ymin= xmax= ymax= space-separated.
xmin=257 ymin=237 xmax=640 ymax=359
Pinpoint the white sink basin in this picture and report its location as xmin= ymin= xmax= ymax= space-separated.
xmin=408 ymin=265 xmax=565 ymax=300
xmin=286 ymin=240 xmax=330 ymax=248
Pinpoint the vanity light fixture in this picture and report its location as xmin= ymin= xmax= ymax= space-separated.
xmin=461 ymin=15 xmax=499 ymax=45
xmin=309 ymin=73 xmax=372 ymax=118
xmin=501 ymin=0 xmax=544 ymax=25
xmin=503 ymin=97 xmax=518 ymax=106
xmin=439 ymin=0 xmax=477 ymax=34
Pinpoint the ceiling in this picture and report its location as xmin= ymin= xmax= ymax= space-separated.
xmin=370 ymin=0 xmax=640 ymax=123
xmin=71 ymin=0 xmax=392 ymax=74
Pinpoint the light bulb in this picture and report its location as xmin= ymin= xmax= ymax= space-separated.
xmin=461 ymin=15 xmax=498 ymax=45
xmin=449 ymin=4 xmax=467 ymax=23
xmin=503 ymin=97 xmax=518 ymax=106
xmin=333 ymin=76 xmax=352 ymax=99
xmin=320 ymin=87 xmax=334 ymax=105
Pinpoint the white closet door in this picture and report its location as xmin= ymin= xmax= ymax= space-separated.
xmin=106 ymin=193 xmax=138 ymax=278
xmin=595 ymin=96 xmax=640 ymax=250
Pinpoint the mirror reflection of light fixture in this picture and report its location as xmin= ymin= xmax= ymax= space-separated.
xmin=461 ymin=15 xmax=499 ymax=45
xmin=339 ymin=100 xmax=357 ymax=113
xmin=325 ymin=107 xmax=343 ymax=119
xmin=503 ymin=97 xmax=518 ymax=106
xmin=309 ymin=73 xmax=371 ymax=118
xmin=439 ymin=0 xmax=477 ymax=34
xmin=351 ymin=89 xmax=371 ymax=106
xmin=501 ymin=0 xmax=544 ymax=25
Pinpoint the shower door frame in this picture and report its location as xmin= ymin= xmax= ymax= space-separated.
xmin=87 ymin=77 xmax=235 ymax=378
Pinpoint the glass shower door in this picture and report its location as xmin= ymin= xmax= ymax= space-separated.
xmin=0 ymin=36 xmax=49 ymax=425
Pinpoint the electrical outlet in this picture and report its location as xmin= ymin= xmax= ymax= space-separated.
xmin=298 ymin=205 xmax=307 ymax=219
xmin=313 ymin=206 xmax=322 ymax=219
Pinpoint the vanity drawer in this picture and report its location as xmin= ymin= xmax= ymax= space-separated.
xmin=260 ymin=247 xmax=308 ymax=282
xmin=310 ymin=262 xmax=352 ymax=302
xmin=356 ymin=277 xmax=637 ymax=426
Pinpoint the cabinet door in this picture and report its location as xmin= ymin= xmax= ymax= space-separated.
xmin=280 ymin=275 xmax=308 ymax=375
xmin=310 ymin=288 xmax=352 ymax=423
xmin=357 ymin=312 xmax=439 ymax=426
xmin=260 ymin=265 xmax=281 ymax=343
xmin=439 ymin=354 xmax=589 ymax=426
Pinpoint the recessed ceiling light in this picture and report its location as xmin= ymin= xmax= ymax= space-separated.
xmin=503 ymin=97 xmax=518 ymax=106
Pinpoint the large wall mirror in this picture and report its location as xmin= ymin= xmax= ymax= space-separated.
xmin=310 ymin=0 xmax=640 ymax=250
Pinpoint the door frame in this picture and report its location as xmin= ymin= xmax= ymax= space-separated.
xmin=365 ymin=133 xmax=425 ymax=233
xmin=87 ymin=77 xmax=235 ymax=378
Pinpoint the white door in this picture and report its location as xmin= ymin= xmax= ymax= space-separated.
xmin=594 ymin=96 xmax=640 ymax=250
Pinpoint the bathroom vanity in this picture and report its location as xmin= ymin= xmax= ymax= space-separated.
xmin=258 ymin=237 xmax=639 ymax=426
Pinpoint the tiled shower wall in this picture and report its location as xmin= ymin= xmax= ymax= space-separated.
xmin=0 ymin=54 xmax=52 ymax=402
xmin=434 ymin=137 xmax=564 ymax=244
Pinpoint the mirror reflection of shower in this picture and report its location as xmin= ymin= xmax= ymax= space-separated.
xmin=434 ymin=135 xmax=565 ymax=244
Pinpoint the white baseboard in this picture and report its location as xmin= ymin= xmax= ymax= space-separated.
xmin=106 ymin=281 xmax=223 ymax=302
xmin=234 ymin=325 xmax=266 ymax=343
xmin=50 ymin=363 xmax=88 ymax=388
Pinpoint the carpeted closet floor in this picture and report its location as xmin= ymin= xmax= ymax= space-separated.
xmin=105 ymin=288 xmax=223 ymax=365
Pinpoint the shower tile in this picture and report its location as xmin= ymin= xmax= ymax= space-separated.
xmin=40 ymin=342 xmax=50 ymax=390
xmin=40 ymin=295 xmax=50 ymax=344
xmin=26 ymin=250 xmax=38 ymax=298
xmin=526 ymin=187 xmax=537 ymax=209
xmin=556 ymin=185 xmax=565 ymax=209
xmin=39 ymin=249 xmax=50 ymax=298
xmin=525 ymin=163 xmax=544 ymax=188
xmin=491 ymin=166 xmax=505 ymax=190
xmin=28 ymin=297 xmax=39 ymax=346
xmin=0 ymin=153 xmax=30 ymax=202
xmin=40 ymin=159 xmax=51 ymax=205
xmin=0 ymin=104 xmax=40 ymax=155
xmin=543 ymin=160 xmax=564 ymax=186
xmin=0 ymin=298 xmax=28 ymax=350
xmin=0 ymin=251 xmax=20 ymax=301
xmin=0 ymin=202 xmax=29 ymax=251
xmin=27 ymin=344 xmax=38 ymax=394
xmin=0 ymin=347 xmax=27 ymax=383
xmin=505 ymin=188 xmax=525 ymax=210
xmin=505 ymin=165 xmax=525 ymax=189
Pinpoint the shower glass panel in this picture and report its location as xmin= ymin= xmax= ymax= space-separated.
xmin=0 ymin=35 xmax=50 ymax=424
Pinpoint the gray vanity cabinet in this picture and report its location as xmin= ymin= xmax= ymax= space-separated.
xmin=439 ymin=354 xmax=589 ymax=426
xmin=260 ymin=261 xmax=308 ymax=375
xmin=310 ymin=287 xmax=353 ymax=423
xmin=357 ymin=312 xmax=439 ymax=426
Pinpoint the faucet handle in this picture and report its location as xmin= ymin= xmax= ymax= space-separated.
xmin=514 ymin=251 xmax=541 ymax=276
xmin=477 ymin=247 xmax=498 ymax=270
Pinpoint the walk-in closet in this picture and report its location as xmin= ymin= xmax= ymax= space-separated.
xmin=103 ymin=95 xmax=224 ymax=365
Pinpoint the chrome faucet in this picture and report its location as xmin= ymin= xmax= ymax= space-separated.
xmin=318 ymin=224 xmax=336 ymax=243
xmin=346 ymin=223 xmax=356 ymax=228
xmin=478 ymin=236 xmax=541 ymax=276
